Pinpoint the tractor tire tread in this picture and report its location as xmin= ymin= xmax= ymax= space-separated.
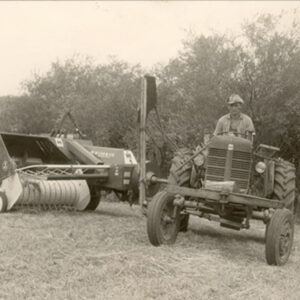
xmin=147 ymin=191 xmax=179 ymax=246
xmin=273 ymin=159 xmax=296 ymax=211
xmin=265 ymin=208 xmax=294 ymax=265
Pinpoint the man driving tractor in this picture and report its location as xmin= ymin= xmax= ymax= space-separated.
xmin=213 ymin=94 xmax=255 ymax=140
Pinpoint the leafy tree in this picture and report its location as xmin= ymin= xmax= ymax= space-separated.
xmin=18 ymin=57 xmax=142 ymax=148
xmin=154 ymin=34 xmax=240 ymax=148
xmin=234 ymin=14 xmax=300 ymax=184
xmin=153 ymin=12 xmax=300 ymax=184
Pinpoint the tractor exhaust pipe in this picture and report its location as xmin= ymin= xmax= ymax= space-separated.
xmin=138 ymin=75 xmax=158 ymax=208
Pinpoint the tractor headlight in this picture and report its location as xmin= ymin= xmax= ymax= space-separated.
xmin=194 ymin=154 xmax=204 ymax=167
xmin=255 ymin=161 xmax=266 ymax=174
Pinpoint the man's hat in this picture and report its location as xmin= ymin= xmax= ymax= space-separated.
xmin=227 ymin=94 xmax=244 ymax=105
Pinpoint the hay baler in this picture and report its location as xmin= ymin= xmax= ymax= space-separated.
xmin=0 ymin=132 xmax=139 ymax=212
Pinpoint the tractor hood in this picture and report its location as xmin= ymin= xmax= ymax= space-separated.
xmin=209 ymin=135 xmax=252 ymax=152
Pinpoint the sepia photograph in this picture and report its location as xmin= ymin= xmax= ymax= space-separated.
xmin=0 ymin=1 xmax=299 ymax=299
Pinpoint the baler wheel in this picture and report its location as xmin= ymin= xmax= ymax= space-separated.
xmin=265 ymin=208 xmax=294 ymax=265
xmin=85 ymin=195 xmax=101 ymax=211
xmin=0 ymin=191 xmax=8 ymax=212
xmin=84 ymin=187 xmax=101 ymax=211
xmin=147 ymin=191 xmax=180 ymax=246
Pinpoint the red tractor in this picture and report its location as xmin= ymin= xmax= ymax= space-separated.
xmin=138 ymin=76 xmax=297 ymax=266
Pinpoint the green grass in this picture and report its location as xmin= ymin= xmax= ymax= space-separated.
xmin=0 ymin=202 xmax=299 ymax=300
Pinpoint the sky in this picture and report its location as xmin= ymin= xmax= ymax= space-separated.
xmin=0 ymin=1 xmax=299 ymax=96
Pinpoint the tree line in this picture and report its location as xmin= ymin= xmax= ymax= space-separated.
xmin=0 ymin=13 xmax=300 ymax=182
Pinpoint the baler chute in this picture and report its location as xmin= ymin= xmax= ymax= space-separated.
xmin=0 ymin=135 xmax=23 ymax=212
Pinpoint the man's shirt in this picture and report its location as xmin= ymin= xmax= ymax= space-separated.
xmin=213 ymin=113 xmax=255 ymax=137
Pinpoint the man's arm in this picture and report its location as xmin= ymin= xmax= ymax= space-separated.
xmin=243 ymin=115 xmax=255 ymax=141
xmin=213 ymin=118 xmax=223 ymax=136
xmin=246 ymin=116 xmax=255 ymax=133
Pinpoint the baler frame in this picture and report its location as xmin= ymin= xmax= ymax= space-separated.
xmin=17 ymin=164 xmax=110 ymax=181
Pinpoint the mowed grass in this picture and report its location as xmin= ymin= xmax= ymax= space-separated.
xmin=0 ymin=202 xmax=299 ymax=300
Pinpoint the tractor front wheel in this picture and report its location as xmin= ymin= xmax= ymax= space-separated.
xmin=147 ymin=191 xmax=180 ymax=246
xmin=265 ymin=208 xmax=294 ymax=265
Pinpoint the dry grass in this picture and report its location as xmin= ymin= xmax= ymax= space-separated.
xmin=0 ymin=202 xmax=299 ymax=300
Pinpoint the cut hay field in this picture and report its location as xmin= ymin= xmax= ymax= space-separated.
xmin=0 ymin=202 xmax=299 ymax=300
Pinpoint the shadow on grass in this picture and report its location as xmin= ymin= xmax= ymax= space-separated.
xmin=188 ymin=224 xmax=265 ymax=244
xmin=92 ymin=204 xmax=143 ymax=219
xmin=181 ymin=224 xmax=266 ymax=263
xmin=92 ymin=209 xmax=141 ymax=219
xmin=8 ymin=202 xmax=142 ymax=219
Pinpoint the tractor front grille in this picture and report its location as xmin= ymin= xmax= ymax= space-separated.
xmin=206 ymin=148 xmax=226 ymax=181
xmin=206 ymin=148 xmax=252 ymax=190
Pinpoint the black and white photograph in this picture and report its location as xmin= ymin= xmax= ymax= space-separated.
xmin=0 ymin=1 xmax=299 ymax=299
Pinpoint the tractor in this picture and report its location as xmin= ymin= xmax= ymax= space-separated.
xmin=138 ymin=76 xmax=297 ymax=266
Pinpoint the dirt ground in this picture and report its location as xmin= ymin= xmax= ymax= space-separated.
xmin=0 ymin=202 xmax=299 ymax=300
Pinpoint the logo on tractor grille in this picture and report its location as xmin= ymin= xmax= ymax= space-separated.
xmin=228 ymin=144 xmax=234 ymax=151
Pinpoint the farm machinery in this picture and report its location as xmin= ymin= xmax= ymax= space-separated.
xmin=0 ymin=75 xmax=296 ymax=266
xmin=0 ymin=113 xmax=141 ymax=212
xmin=138 ymin=76 xmax=297 ymax=265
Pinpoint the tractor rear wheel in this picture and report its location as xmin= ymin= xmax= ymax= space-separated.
xmin=294 ymin=193 xmax=299 ymax=217
xmin=265 ymin=208 xmax=294 ymax=265
xmin=147 ymin=191 xmax=180 ymax=246
xmin=273 ymin=160 xmax=296 ymax=212
xmin=168 ymin=149 xmax=193 ymax=232
xmin=168 ymin=149 xmax=193 ymax=186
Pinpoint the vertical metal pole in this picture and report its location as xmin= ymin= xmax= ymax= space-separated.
xmin=139 ymin=77 xmax=147 ymax=208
